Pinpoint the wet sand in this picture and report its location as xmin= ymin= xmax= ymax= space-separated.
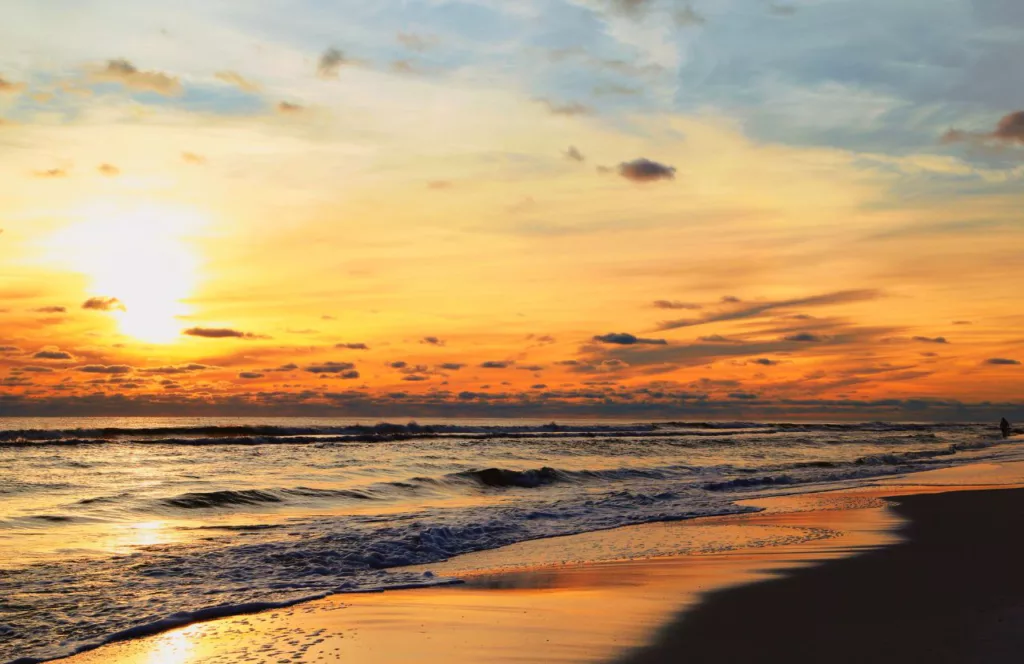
xmin=620 ymin=487 xmax=1024 ymax=664
xmin=55 ymin=463 xmax=1024 ymax=664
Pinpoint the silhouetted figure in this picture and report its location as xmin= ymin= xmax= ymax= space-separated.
xmin=1000 ymin=417 xmax=1012 ymax=439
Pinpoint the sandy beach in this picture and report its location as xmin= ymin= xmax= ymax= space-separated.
xmin=46 ymin=460 xmax=1024 ymax=664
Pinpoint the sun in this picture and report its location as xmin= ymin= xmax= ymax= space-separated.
xmin=51 ymin=201 xmax=207 ymax=343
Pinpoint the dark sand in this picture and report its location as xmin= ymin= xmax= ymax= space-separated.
xmin=619 ymin=488 xmax=1024 ymax=664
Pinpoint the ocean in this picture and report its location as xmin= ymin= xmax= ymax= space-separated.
xmin=0 ymin=417 xmax=1017 ymax=663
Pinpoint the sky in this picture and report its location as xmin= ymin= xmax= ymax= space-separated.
xmin=0 ymin=0 xmax=1021 ymax=420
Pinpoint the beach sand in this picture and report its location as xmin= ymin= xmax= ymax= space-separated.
xmin=56 ymin=462 xmax=1024 ymax=664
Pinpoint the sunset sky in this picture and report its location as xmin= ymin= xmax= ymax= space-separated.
xmin=1 ymin=0 xmax=1021 ymax=419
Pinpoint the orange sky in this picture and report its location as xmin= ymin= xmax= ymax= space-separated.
xmin=1 ymin=1 xmax=1022 ymax=419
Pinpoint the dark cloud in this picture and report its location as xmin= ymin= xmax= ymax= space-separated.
xmin=617 ymin=158 xmax=676 ymax=183
xmin=537 ymin=99 xmax=591 ymax=116
xmin=317 ymin=48 xmax=349 ymax=78
xmin=565 ymin=146 xmax=585 ymax=162
xmin=76 ymin=365 xmax=132 ymax=374
xmin=993 ymin=111 xmax=1024 ymax=143
xmin=82 ymin=296 xmax=126 ymax=312
xmin=92 ymin=58 xmax=181 ymax=95
xmin=721 ymin=295 xmax=742 ymax=303
xmin=33 ymin=350 xmax=73 ymax=360
xmin=183 ymin=327 xmax=266 ymax=339
xmin=653 ymin=300 xmax=701 ymax=310
xmin=438 ymin=363 xmax=465 ymax=371
xmin=0 ymin=346 xmax=22 ymax=353
xmin=265 ymin=363 xmax=299 ymax=372
xmin=517 ymin=365 xmax=545 ymax=371
xmin=390 ymin=361 xmax=408 ymax=369
xmin=943 ymin=111 xmax=1024 ymax=146
xmin=97 ymin=163 xmax=120 ymax=177
xmin=32 ymin=306 xmax=66 ymax=314
xmin=277 ymin=101 xmax=304 ymax=114
xmin=985 ymin=358 xmax=1020 ymax=366
xmin=782 ymin=333 xmax=824 ymax=343
xmin=912 ymin=336 xmax=949 ymax=344
xmin=402 ymin=375 xmax=430 ymax=382
xmin=305 ymin=361 xmax=356 ymax=374
xmin=19 ymin=366 xmax=54 ymax=373
xmin=238 ymin=372 xmax=265 ymax=379
xmin=593 ymin=332 xmax=667 ymax=346
xmin=656 ymin=290 xmax=881 ymax=330
xmin=421 ymin=336 xmax=445 ymax=346
xmin=698 ymin=335 xmax=739 ymax=343
xmin=140 ymin=364 xmax=212 ymax=375
xmin=751 ymin=358 xmax=778 ymax=366
xmin=729 ymin=392 xmax=760 ymax=400
xmin=480 ymin=361 xmax=512 ymax=369
xmin=336 ymin=342 xmax=370 ymax=350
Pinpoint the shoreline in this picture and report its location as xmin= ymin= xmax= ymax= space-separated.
xmin=619 ymin=486 xmax=1024 ymax=663
xmin=49 ymin=460 xmax=1024 ymax=664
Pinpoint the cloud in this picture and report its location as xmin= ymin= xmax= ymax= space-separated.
xmin=140 ymin=364 xmax=212 ymax=375
xmin=593 ymin=332 xmax=667 ymax=345
xmin=985 ymin=358 xmax=1020 ymax=366
xmin=992 ymin=111 xmax=1024 ymax=144
xmin=336 ymin=342 xmax=370 ymax=350
xmin=182 ymin=152 xmax=207 ymax=165
xmin=729 ymin=392 xmax=760 ymax=400
xmin=19 ymin=366 xmax=54 ymax=373
xmin=389 ymin=361 xmax=408 ymax=369
xmin=751 ymin=358 xmax=778 ymax=366
xmin=782 ymin=333 xmax=824 ymax=343
xmin=0 ymin=346 xmax=22 ymax=353
xmin=427 ymin=181 xmax=453 ymax=190
xmin=421 ymin=336 xmax=445 ymax=346
xmin=76 ymin=365 xmax=132 ymax=374
xmin=675 ymin=4 xmax=706 ymax=26
xmin=97 ymin=163 xmax=120 ymax=177
xmin=277 ymin=101 xmax=304 ymax=114
xmin=183 ymin=327 xmax=266 ymax=339
xmin=438 ymin=363 xmax=465 ymax=371
xmin=0 ymin=76 xmax=26 ymax=94
xmin=265 ymin=363 xmax=299 ymax=372
xmin=238 ymin=372 xmax=265 ymax=379
xmin=305 ymin=361 xmax=356 ymax=374
xmin=769 ymin=4 xmax=798 ymax=16
xmin=617 ymin=158 xmax=676 ymax=183
xmin=397 ymin=32 xmax=435 ymax=52
xmin=653 ymin=300 xmax=702 ymax=310
xmin=33 ymin=349 xmax=73 ymax=360
xmin=602 ymin=0 xmax=653 ymax=18
xmin=480 ymin=361 xmax=512 ymax=369
xmin=656 ymin=290 xmax=881 ymax=330
xmin=698 ymin=335 xmax=738 ymax=343
xmin=317 ymin=48 xmax=349 ymax=78
xmin=537 ymin=99 xmax=591 ymax=116
xmin=34 ymin=168 xmax=68 ymax=179
xmin=943 ymin=111 xmax=1024 ymax=146
xmin=82 ymin=296 xmax=126 ymax=312
xmin=565 ymin=146 xmax=585 ymax=162
xmin=32 ymin=306 xmax=66 ymax=314
xmin=403 ymin=374 xmax=430 ymax=381
xmin=214 ymin=70 xmax=260 ymax=92
xmin=92 ymin=58 xmax=182 ymax=95
xmin=912 ymin=336 xmax=949 ymax=344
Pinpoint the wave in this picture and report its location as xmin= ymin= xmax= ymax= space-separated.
xmin=0 ymin=420 xmax=984 ymax=446
xmin=158 ymin=487 xmax=376 ymax=510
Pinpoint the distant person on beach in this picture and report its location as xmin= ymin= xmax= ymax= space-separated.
xmin=1000 ymin=417 xmax=1012 ymax=439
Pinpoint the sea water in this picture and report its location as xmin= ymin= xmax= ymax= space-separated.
xmin=0 ymin=417 xmax=1017 ymax=663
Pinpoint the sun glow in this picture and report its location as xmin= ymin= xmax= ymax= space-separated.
xmin=51 ymin=202 xmax=207 ymax=343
